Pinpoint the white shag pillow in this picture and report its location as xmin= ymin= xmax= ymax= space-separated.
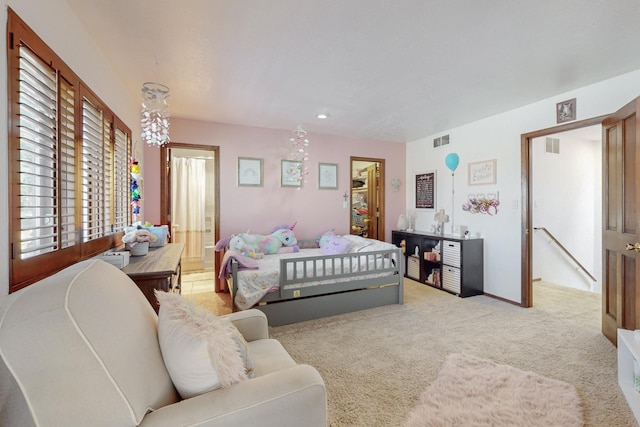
xmin=155 ymin=291 xmax=252 ymax=399
xmin=341 ymin=234 xmax=374 ymax=252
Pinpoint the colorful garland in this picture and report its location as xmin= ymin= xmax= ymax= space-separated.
xmin=130 ymin=158 xmax=141 ymax=222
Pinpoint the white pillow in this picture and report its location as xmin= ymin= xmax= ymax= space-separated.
xmin=341 ymin=234 xmax=374 ymax=252
xmin=155 ymin=291 xmax=252 ymax=399
xmin=228 ymin=323 xmax=255 ymax=379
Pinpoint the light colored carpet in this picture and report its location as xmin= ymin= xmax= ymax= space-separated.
xmin=403 ymin=352 xmax=583 ymax=427
xmin=188 ymin=280 xmax=637 ymax=427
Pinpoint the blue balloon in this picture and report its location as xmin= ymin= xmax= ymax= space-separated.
xmin=445 ymin=153 xmax=460 ymax=172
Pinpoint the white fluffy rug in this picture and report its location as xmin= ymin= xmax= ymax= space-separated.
xmin=403 ymin=353 xmax=583 ymax=427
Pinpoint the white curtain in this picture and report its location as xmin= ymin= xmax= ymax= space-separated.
xmin=171 ymin=157 xmax=206 ymax=262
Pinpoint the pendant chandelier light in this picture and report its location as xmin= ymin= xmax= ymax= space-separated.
xmin=288 ymin=126 xmax=310 ymax=184
xmin=141 ymin=82 xmax=170 ymax=147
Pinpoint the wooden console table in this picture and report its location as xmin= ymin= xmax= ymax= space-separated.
xmin=122 ymin=243 xmax=184 ymax=312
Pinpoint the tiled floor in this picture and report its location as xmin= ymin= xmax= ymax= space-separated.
xmin=181 ymin=270 xmax=217 ymax=295
xmin=181 ymin=269 xmax=233 ymax=315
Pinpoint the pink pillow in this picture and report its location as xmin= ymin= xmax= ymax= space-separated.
xmin=320 ymin=236 xmax=351 ymax=255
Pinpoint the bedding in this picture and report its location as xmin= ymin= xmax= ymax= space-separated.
xmin=232 ymin=236 xmax=398 ymax=310
xmin=219 ymin=249 xmax=259 ymax=279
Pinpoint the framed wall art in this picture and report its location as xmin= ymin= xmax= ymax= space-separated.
xmin=468 ymin=159 xmax=497 ymax=186
xmin=237 ymin=157 xmax=263 ymax=187
xmin=556 ymin=98 xmax=576 ymax=123
xmin=281 ymin=159 xmax=303 ymax=187
xmin=415 ymin=170 xmax=436 ymax=209
xmin=318 ymin=163 xmax=338 ymax=189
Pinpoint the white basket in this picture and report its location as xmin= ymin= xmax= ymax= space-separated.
xmin=407 ymin=255 xmax=420 ymax=280
xmin=126 ymin=242 xmax=149 ymax=256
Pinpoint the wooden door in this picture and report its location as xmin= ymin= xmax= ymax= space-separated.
xmin=350 ymin=156 xmax=385 ymax=241
xmin=602 ymin=97 xmax=640 ymax=345
xmin=366 ymin=164 xmax=379 ymax=239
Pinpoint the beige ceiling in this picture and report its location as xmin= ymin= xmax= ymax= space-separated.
xmin=64 ymin=0 xmax=640 ymax=143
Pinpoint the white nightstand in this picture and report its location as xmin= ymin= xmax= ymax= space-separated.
xmin=617 ymin=329 xmax=640 ymax=423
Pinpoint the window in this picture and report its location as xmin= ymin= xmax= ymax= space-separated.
xmin=8 ymin=9 xmax=131 ymax=292
xmin=81 ymin=97 xmax=109 ymax=242
xmin=114 ymin=126 xmax=131 ymax=232
xmin=15 ymin=46 xmax=66 ymax=260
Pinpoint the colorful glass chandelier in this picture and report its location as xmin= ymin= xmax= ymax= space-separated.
xmin=288 ymin=126 xmax=310 ymax=184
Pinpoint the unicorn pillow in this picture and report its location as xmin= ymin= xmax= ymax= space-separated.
xmin=317 ymin=230 xmax=336 ymax=248
xmin=215 ymin=223 xmax=300 ymax=255
xmin=320 ymin=235 xmax=351 ymax=255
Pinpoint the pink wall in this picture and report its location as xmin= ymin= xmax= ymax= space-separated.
xmin=143 ymin=119 xmax=406 ymax=242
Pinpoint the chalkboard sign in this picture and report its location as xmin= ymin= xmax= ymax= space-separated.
xmin=416 ymin=171 xmax=436 ymax=209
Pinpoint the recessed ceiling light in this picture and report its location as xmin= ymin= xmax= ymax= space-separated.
xmin=317 ymin=113 xmax=329 ymax=119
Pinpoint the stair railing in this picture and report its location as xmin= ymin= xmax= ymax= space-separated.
xmin=533 ymin=227 xmax=596 ymax=282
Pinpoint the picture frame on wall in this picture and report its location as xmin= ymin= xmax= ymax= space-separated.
xmin=237 ymin=157 xmax=263 ymax=187
xmin=281 ymin=159 xmax=303 ymax=187
xmin=468 ymin=159 xmax=497 ymax=186
xmin=415 ymin=170 xmax=436 ymax=209
xmin=318 ymin=163 xmax=338 ymax=189
xmin=556 ymin=98 xmax=576 ymax=123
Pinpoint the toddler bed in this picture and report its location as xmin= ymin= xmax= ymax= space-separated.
xmin=223 ymin=235 xmax=404 ymax=325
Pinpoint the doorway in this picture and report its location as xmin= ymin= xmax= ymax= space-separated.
xmin=350 ymin=157 xmax=385 ymax=240
xmin=160 ymin=143 xmax=220 ymax=286
xmin=524 ymin=100 xmax=640 ymax=346
xmin=522 ymin=116 xmax=605 ymax=308
xmin=530 ymin=125 xmax=602 ymax=294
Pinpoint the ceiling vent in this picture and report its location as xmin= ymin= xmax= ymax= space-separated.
xmin=434 ymin=134 xmax=450 ymax=149
xmin=545 ymin=137 xmax=560 ymax=154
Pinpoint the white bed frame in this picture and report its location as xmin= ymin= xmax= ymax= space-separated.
xmin=229 ymin=244 xmax=404 ymax=326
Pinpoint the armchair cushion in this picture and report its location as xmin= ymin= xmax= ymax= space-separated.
xmin=139 ymin=364 xmax=326 ymax=427
xmin=225 ymin=309 xmax=269 ymax=342
xmin=155 ymin=291 xmax=252 ymax=399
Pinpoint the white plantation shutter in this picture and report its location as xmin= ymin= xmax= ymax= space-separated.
xmin=9 ymin=9 xmax=132 ymax=290
xmin=114 ymin=127 xmax=130 ymax=231
xmin=59 ymin=78 xmax=77 ymax=249
xmin=81 ymin=100 xmax=128 ymax=240
xmin=103 ymin=115 xmax=113 ymax=235
xmin=81 ymin=98 xmax=106 ymax=241
xmin=16 ymin=45 xmax=59 ymax=259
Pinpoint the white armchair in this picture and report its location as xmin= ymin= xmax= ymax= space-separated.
xmin=0 ymin=260 xmax=327 ymax=427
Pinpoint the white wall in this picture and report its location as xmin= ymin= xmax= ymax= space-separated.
xmin=0 ymin=1 xmax=140 ymax=296
xmin=531 ymin=131 xmax=602 ymax=293
xmin=406 ymin=70 xmax=640 ymax=303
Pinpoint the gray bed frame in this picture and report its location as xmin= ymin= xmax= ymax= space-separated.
xmin=229 ymin=244 xmax=404 ymax=326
